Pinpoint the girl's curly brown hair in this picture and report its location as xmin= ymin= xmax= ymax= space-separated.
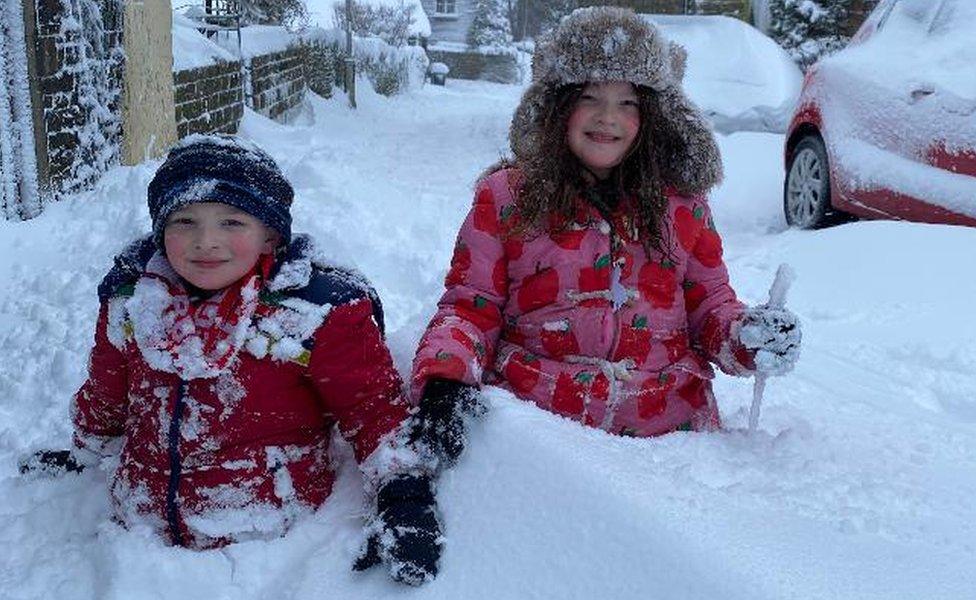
xmin=484 ymin=83 xmax=680 ymax=255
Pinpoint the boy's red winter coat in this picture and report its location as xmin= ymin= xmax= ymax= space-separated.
xmin=72 ymin=236 xmax=409 ymax=548
xmin=412 ymin=168 xmax=751 ymax=437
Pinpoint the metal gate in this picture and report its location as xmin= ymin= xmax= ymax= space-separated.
xmin=0 ymin=0 xmax=41 ymax=220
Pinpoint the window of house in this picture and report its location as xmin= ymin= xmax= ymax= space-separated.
xmin=435 ymin=0 xmax=457 ymax=16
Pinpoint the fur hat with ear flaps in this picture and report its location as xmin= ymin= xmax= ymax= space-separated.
xmin=510 ymin=6 xmax=722 ymax=195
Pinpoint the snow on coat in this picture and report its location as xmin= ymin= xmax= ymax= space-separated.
xmin=411 ymin=168 xmax=753 ymax=437
xmin=71 ymin=234 xmax=415 ymax=548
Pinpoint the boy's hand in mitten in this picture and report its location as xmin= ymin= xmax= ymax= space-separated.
xmin=19 ymin=449 xmax=86 ymax=477
xmin=353 ymin=474 xmax=443 ymax=586
xmin=737 ymin=306 xmax=801 ymax=376
xmin=409 ymin=378 xmax=485 ymax=469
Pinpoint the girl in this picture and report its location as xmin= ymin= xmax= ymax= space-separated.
xmin=409 ymin=7 xmax=800 ymax=456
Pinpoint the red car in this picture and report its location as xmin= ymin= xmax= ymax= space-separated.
xmin=783 ymin=0 xmax=976 ymax=228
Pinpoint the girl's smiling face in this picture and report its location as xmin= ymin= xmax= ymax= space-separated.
xmin=566 ymin=81 xmax=641 ymax=179
xmin=163 ymin=202 xmax=278 ymax=291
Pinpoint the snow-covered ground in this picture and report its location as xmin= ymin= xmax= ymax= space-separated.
xmin=1 ymin=80 xmax=975 ymax=599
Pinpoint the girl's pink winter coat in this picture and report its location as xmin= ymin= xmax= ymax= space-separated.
xmin=411 ymin=168 xmax=752 ymax=437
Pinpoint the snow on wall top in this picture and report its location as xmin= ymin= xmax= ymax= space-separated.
xmin=172 ymin=12 xmax=237 ymax=70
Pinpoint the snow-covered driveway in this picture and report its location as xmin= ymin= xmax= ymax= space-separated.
xmin=1 ymin=81 xmax=973 ymax=599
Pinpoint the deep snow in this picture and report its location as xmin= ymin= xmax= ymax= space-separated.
xmin=1 ymin=79 xmax=975 ymax=599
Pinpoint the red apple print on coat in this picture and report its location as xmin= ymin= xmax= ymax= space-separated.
xmin=612 ymin=314 xmax=652 ymax=364
xmin=444 ymin=242 xmax=471 ymax=287
xmin=638 ymin=372 xmax=676 ymax=419
xmin=677 ymin=377 xmax=707 ymax=409
xmin=674 ymin=205 xmax=704 ymax=251
xmin=590 ymin=372 xmax=610 ymax=403
xmin=662 ymin=331 xmax=688 ymax=362
xmin=577 ymin=254 xmax=612 ymax=307
xmin=473 ymin=187 xmax=499 ymax=235
xmin=551 ymin=227 xmax=587 ymax=250
xmin=693 ymin=219 xmax=723 ymax=268
xmin=638 ymin=259 xmax=677 ymax=309
xmin=682 ymin=279 xmax=707 ymax=312
xmin=551 ymin=371 xmax=589 ymax=415
xmin=504 ymin=238 xmax=524 ymax=260
xmin=518 ymin=267 xmax=559 ymax=312
xmin=419 ymin=350 xmax=467 ymax=381
xmin=492 ymin=257 xmax=508 ymax=296
xmin=540 ymin=320 xmax=580 ymax=358
xmin=455 ymin=294 xmax=499 ymax=332
xmin=450 ymin=327 xmax=475 ymax=354
xmin=503 ymin=316 xmax=527 ymax=346
xmin=504 ymin=351 xmax=542 ymax=394
xmin=500 ymin=205 xmax=523 ymax=258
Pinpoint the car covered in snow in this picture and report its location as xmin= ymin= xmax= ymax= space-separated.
xmin=647 ymin=14 xmax=802 ymax=134
xmin=783 ymin=0 xmax=976 ymax=228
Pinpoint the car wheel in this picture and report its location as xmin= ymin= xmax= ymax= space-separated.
xmin=784 ymin=135 xmax=833 ymax=229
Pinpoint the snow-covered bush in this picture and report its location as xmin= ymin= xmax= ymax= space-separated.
xmin=240 ymin=0 xmax=309 ymax=29
xmin=60 ymin=0 xmax=124 ymax=195
xmin=467 ymin=0 xmax=513 ymax=48
xmin=303 ymin=43 xmax=336 ymax=98
xmin=306 ymin=28 xmax=427 ymax=96
xmin=769 ymin=0 xmax=851 ymax=70
xmin=331 ymin=0 xmax=417 ymax=47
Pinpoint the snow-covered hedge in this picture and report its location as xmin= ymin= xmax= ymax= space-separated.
xmin=305 ymin=27 xmax=428 ymax=96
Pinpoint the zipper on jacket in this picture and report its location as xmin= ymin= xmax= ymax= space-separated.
xmin=166 ymin=379 xmax=188 ymax=546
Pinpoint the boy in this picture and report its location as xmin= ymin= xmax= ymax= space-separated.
xmin=23 ymin=135 xmax=442 ymax=586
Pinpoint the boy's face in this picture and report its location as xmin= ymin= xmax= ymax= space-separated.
xmin=163 ymin=202 xmax=279 ymax=291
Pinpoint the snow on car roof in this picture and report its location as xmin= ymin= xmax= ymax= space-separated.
xmin=644 ymin=14 xmax=802 ymax=133
xmin=827 ymin=0 xmax=975 ymax=101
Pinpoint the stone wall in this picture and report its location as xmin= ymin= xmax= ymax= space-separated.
xmin=426 ymin=47 xmax=521 ymax=84
xmin=173 ymin=61 xmax=244 ymax=139
xmin=249 ymin=46 xmax=305 ymax=121
xmin=33 ymin=0 xmax=123 ymax=196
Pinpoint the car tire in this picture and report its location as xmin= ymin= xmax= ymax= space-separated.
xmin=784 ymin=135 xmax=835 ymax=229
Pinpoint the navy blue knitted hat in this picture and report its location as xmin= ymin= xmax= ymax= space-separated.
xmin=148 ymin=134 xmax=294 ymax=247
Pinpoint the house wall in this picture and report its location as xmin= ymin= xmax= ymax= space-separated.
xmin=421 ymin=0 xmax=477 ymax=45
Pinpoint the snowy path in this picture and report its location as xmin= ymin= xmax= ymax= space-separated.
xmin=1 ymin=81 xmax=974 ymax=599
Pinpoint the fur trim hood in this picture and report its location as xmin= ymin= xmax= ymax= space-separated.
xmin=510 ymin=6 xmax=723 ymax=195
